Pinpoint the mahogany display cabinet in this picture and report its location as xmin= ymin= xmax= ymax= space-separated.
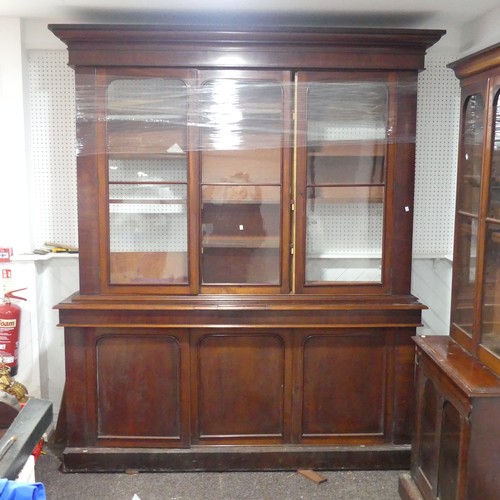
xmin=399 ymin=43 xmax=500 ymax=500
xmin=49 ymin=24 xmax=444 ymax=472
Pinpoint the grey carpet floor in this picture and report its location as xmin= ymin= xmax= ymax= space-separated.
xmin=34 ymin=449 xmax=404 ymax=500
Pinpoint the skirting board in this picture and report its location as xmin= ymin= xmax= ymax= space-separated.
xmin=61 ymin=444 xmax=411 ymax=473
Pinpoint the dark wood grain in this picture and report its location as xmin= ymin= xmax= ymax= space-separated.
xmin=50 ymin=24 xmax=443 ymax=472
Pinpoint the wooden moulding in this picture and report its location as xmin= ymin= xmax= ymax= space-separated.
xmin=48 ymin=25 xmax=445 ymax=71
xmin=61 ymin=444 xmax=411 ymax=473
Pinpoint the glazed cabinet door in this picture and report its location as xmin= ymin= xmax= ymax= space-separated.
xmin=450 ymin=82 xmax=487 ymax=351
xmin=76 ymin=68 xmax=199 ymax=295
xmin=411 ymin=353 xmax=470 ymax=500
xmin=197 ymin=70 xmax=293 ymax=293
xmin=480 ymin=78 xmax=500 ymax=373
xmin=294 ymin=72 xmax=415 ymax=295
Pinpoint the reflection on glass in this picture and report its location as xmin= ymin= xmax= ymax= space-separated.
xmin=201 ymin=189 xmax=281 ymax=285
xmin=437 ymin=402 xmax=461 ymax=500
xmin=482 ymin=94 xmax=500 ymax=354
xmin=419 ymin=379 xmax=439 ymax=489
xmin=199 ymin=79 xmax=283 ymax=151
xmin=452 ymin=215 xmax=478 ymax=335
xmin=305 ymin=81 xmax=387 ymax=284
xmin=458 ymin=94 xmax=484 ymax=215
xmin=106 ymin=78 xmax=189 ymax=285
xmin=305 ymin=187 xmax=383 ymax=282
xmin=488 ymin=92 xmax=500 ymax=220
xmin=200 ymin=78 xmax=283 ymax=285
xmin=481 ymin=222 xmax=500 ymax=355
xmin=451 ymin=93 xmax=485 ymax=333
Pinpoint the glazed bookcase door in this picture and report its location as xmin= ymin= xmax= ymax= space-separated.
xmin=198 ymin=70 xmax=293 ymax=293
xmin=480 ymin=79 xmax=500 ymax=372
xmin=294 ymin=72 xmax=395 ymax=294
xmin=99 ymin=68 xmax=199 ymax=294
xmin=450 ymin=83 xmax=486 ymax=350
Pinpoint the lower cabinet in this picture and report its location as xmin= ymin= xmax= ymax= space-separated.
xmin=399 ymin=336 xmax=500 ymax=500
xmin=58 ymin=302 xmax=420 ymax=472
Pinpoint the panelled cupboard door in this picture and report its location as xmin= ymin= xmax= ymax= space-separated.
xmin=95 ymin=330 xmax=190 ymax=447
xmin=190 ymin=329 xmax=293 ymax=444
xmin=292 ymin=330 xmax=387 ymax=444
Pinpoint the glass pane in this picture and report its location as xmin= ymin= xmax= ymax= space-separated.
xmin=458 ymin=94 xmax=484 ymax=215
xmin=201 ymin=188 xmax=281 ymax=285
xmin=109 ymin=158 xmax=187 ymax=183
xmin=305 ymin=81 xmax=387 ymax=284
xmin=200 ymin=78 xmax=284 ymax=286
xmin=488 ymin=92 xmax=500 ymax=220
xmin=305 ymin=187 xmax=383 ymax=283
xmin=307 ymin=81 xmax=388 ymax=143
xmin=418 ymin=379 xmax=439 ymax=490
xmin=437 ymin=402 xmax=461 ymax=500
xmin=106 ymin=78 xmax=188 ymax=155
xmin=307 ymin=152 xmax=385 ymax=185
xmin=202 ymin=149 xmax=281 ymax=184
xmin=199 ymin=79 xmax=283 ymax=151
xmin=452 ymin=215 xmax=478 ymax=335
xmin=106 ymin=77 xmax=189 ymax=285
xmin=481 ymin=222 xmax=500 ymax=356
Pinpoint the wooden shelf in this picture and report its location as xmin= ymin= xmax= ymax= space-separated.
xmin=308 ymin=185 xmax=384 ymax=203
xmin=202 ymin=184 xmax=281 ymax=204
xmin=108 ymin=152 xmax=187 ymax=160
xmin=107 ymin=123 xmax=186 ymax=155
xmin=202 ymin=235 xmax=280 ymax=249
xmin=110 ymin=199 xmax=187 ymax=204
xmin=109 ymin=199 xmax=186 ymax=213
xmin=308 ymin=141 xmax=386 ymax=157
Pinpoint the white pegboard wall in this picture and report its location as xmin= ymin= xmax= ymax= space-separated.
xmin=28 ymin=50 xmax=77 ymax=249
xmin=306 ymin=203 xmax=383 ymax=256
xmin=27 ymin=51 xmax=460 ymax=257
xmin=413 ymin=54 xmax=460 ymax=257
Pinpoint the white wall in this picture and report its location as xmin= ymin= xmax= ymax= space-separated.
xmin=458 ymin=5 xmax=500 ymax=56
xmin=0 ymin=18 xmax=31 ymax=254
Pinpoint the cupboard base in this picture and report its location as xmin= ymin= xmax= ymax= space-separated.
xmin=61 ymin=444 xmax=411 ymax=473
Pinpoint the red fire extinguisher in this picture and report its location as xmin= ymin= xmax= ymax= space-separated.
xmin=0 ymin=288 xmax=27 ymax=376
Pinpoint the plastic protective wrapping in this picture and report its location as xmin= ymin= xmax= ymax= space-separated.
xmin=74 ymin=79 xmax=418 ymax=156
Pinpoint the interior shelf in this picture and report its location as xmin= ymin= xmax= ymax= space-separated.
xmin=307 ymin=185 xmax=384 ymax=203
xmin=108 ymin=152 xmax=187 ymax=160
xmin=307 ymin=141 xmax=386 ymax=157
xmin=202 ymin=235 xmax=280 ymax=249
xmin=109 ymin=200 xmax=186 ymax=213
